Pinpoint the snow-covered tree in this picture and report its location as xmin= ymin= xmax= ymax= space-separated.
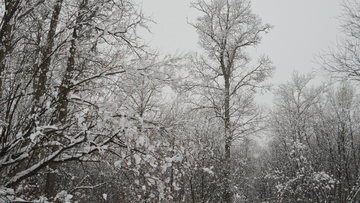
xmin=0 ymin=0 xmax=154 ymax=200
xmin=187 ymin=0 xmax=274 ymax=201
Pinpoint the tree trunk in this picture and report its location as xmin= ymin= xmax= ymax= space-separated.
xmin=46 ymin=0 xmax=87 ymax=198
xmin=223 ymin=63 xmax=232 ymax=203
xmin=0 ymin=0 xmax=19 ymax=118
xmin=42 ymin=0 xmax=63 ymax=199
xmin=34 ymin=0 xmax=63 ymax=103
xmin=56 ymin=0 xmax=87 ymax=124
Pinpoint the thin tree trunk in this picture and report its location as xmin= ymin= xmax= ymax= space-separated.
xmin=223 ymin=59 xmax=232 ymax=203
xmin=190 ymin=177 xmax=196 ymax=203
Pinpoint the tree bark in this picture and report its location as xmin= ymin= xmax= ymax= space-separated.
xmin=42 ymin=0 xmax=63 ymax=198
xmin=46 ymin=0 xmax=87 ymax=198
xmin=34 ymin=0 xmax=63 ymax=103
xmin=0 ymin=0 xmax=20 ymax=117
xmin=57 ymin=0 xmax=87 ymax=124
xmin=223 ymin=66 xmax=232 ymax=203
xmin=45 ymin=1 xmax=87 ymax=196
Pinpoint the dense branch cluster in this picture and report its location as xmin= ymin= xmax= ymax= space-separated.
xmin=1 ymin=0 xmax=360 ymax=202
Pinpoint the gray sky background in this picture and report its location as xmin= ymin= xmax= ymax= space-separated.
xmin=137 ymin=0 xmax=342 ymax=101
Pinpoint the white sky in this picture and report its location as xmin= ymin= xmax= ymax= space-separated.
xmin=137 ymin=0 xmax=342 ymax=102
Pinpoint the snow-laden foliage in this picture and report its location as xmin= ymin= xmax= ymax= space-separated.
xmin=267 ymin=73 xmax=360 ymax=202
xmin=3 ymin=0 xmax=360 ymax=202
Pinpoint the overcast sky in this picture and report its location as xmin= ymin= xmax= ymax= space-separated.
xmin=137 ymin=0 xmax=342 ymax=100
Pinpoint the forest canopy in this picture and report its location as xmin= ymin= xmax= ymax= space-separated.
xmin=0 ymin=0 xmax=359 ymax=202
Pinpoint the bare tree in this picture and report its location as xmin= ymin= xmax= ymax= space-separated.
xmin=318 ymin=0 xmax=360 ymax=82
xmin=267 ymin=73 xmax=360 ymax=202
xmin=188 ymin=0 xmax=274 ymax=201
xmin=316 ymin=1 xmax=360 ymax=201
xmin=269 ymin=72 xmax=334 ymax=202
xmin=319 ymin=83 xmax=360 ymax=202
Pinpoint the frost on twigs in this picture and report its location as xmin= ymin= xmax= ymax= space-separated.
xmin=0 ymin=187 xmax=15 ymax=202
xmin=54 ymin=190 xmax=73 ymax=203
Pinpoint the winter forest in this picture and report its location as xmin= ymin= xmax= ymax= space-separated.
xmin=1 ymin=0 xmax=360 ymax=202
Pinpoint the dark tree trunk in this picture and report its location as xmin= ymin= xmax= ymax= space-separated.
xmin=56 ymin=0 xmax=87 ymax=124
xmin=222 ymin=51 xmax=232 ymax=203
xmin=34 ymin=0 xmax=63 ymax=103
xmin=42 ymin=0 xmax=64 ymax=199
xmin=45 ymin=0 xmax=87 ymax=198
xmin=0 ymin=0 xmax=20 ymax=117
